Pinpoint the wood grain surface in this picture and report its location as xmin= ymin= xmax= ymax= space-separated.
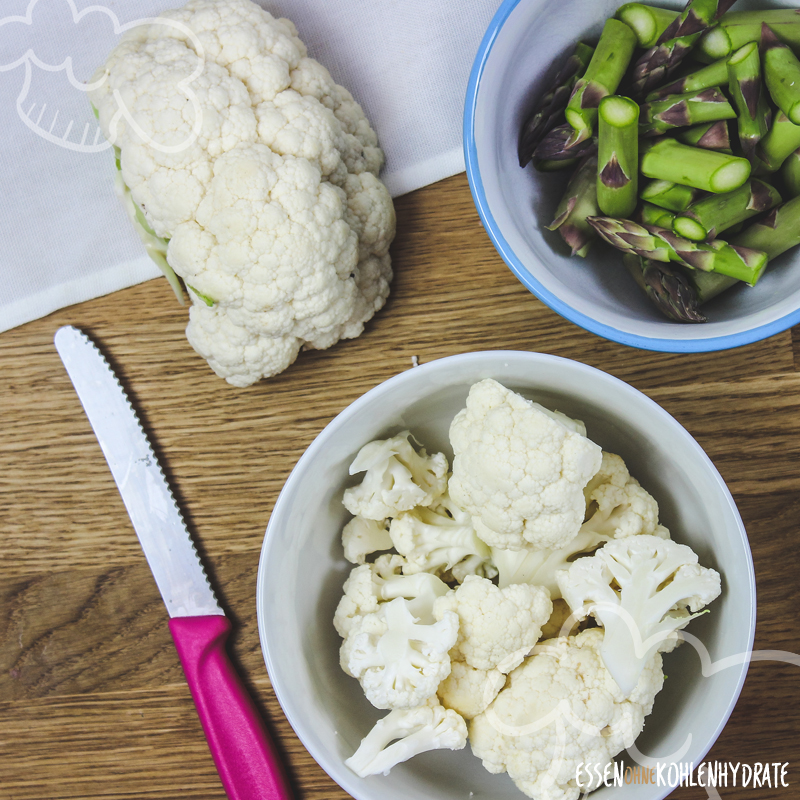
xmin=1 ymin=172 xmax=799 ymax=800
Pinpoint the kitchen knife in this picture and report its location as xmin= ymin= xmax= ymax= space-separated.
xmin=54 ymin=325 xmax=293 ymax=800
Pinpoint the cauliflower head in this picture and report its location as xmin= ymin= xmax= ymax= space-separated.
xmin=434 ymin=575 xmax=553 ymax=673
xmin=557 ymin=535 xmax=721 ymax=698
xmin=89 ymin=0 xmax=395 ymax=386
xmin=448 ymin=380 xmax=602 ymax=551
xmin=469 ymin=629 xmax=665 ymax=800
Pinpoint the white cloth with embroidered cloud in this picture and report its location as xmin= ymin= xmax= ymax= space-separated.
xmin=0 ymin=0 xmax=500 ymax=333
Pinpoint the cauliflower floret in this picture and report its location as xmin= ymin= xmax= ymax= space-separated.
xmin=333 ymin=555 xmax=449 ymax=638
xmin=448 ymin=380 xmax=602 ymax=552
xmin=490 ymin=451 xmax=670 ymax=598
xmin=89 ymin=0 xmax=395 ymax=387
xmin=469 ymin=629 xmax=665 ymax=800
xmin=342 ymin=516 xmax=393 ymax=565
xmin=437 ymin=660 xmax=506 ymax=720
xmin=434 ymin=575 xmax=553 ymax=673
xmin=342 ymin=597 xmax=459 ymax=710
xmin=539 ymin=599 xmax=582 ymax=641
xmin=491 ymin=528 xmax=610 ymax=598
xmin=345 ymin=698 xmax=467 ymax=777
xmin=583 ymin=452 xmax=670 ymax=539
xmin=343 ymin=432 xmax=448 ymax=521
xmin=557 ymin=535 xmax=721 ymax=698
xmin=389 ymin=490 xmax=495 ymax=582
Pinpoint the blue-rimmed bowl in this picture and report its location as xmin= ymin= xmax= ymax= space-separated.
xmin=464 ymin=0 xmax=800 ymax=352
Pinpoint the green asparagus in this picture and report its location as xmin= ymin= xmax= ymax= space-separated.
xmin=676 ymin=120 xmax=732 ymax=152
xmin=757 ymin=112 xmax=800 ymax=172
xmin=672 ymin=179 xmax=782 ymax=241
xmin=532 ymin=157 xmax=580 ymax=172
xmin=533 ymin=122 xmax=598 ymax=164
xmin=616 ymin=4 xmax=680 ymax=48
xmin=645 ymin=58 xmax=729 ymax=101
xmin=546 ymin=154 xmax=600 ymax=257
xmin=623 ymin=253 xmax=708 ymax=322
xmin=727 ymin=41 xmax=771 ymax=164
xmin=685 ymin=270 xmax=740 ymax=303
xmin=587 ymin=216 xmax=769 ymax=284
xmin=630 ymin=0 xmax=739 ymax=96
xmin=639 ymin=202 xmax=677 ymax=228
xmin=697 ymin=9 xmax=800 ymax=60
xmin=518 ymin=42 xmax=595 ymax=168
xmin=565 ymin=19 xmax=638 ymax=143
xmin=640 ymin=138 xmax=751 ymax=193
xmin=597 ymin=95 xmax=639 ymax=217
xmin=763 ymin=24 xmax=800 ymax=125
xmin=640 ymin=87 xmax=736 ymax=137
xmin=731 ymin=194 xmax=800 ymax=256
xmin=781 ymin=148 xmax=800 ymax=196
xmin=640 ymin=179 xmax=702 ymax=211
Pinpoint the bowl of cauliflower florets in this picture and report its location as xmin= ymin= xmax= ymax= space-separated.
xmin=256 ymin=350 xmax=755 ymax=800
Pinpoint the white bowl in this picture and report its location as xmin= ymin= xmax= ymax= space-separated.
xmin=464 ymin=0 xmax=800 ymax=352
xmin=257 ymin=351 xmax=755 ymax=800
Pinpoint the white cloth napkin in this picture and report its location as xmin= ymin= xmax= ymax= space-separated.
xmin=0 ymin=0 xmax=501 ymax=334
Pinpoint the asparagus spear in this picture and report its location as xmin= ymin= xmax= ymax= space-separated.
xmin=645 ymin=58 xmax=729 ymax=101
xmin=686 ymin=270 xmax=740 ymax=303
xmin=757 ymin=112 xmax=800 ymax=173
xmin=697 ymin=9 xmax=800 ymax=60
xmin=781 ymin=148 xmax=800 ymax=197
xmin=546 ymin=154 xmax=600 ymax=257
xmin=623 ymin=253 xmax=708 ymax=322
xmin=727 ymin=41 xmax=771 ymax=165
xmin=518 ymin=42 xmax=595 ymax=168
xmin=640 ymin=138 xmax=751 ymax=193
xmin=763 ymin=25 xmax=800 ymax=126
xmin=731 ymin=195 xmax=800 ymax=256
xmin=640 ymin=179 xmax=702 ymax=212
xmin=640 ymin=87 xmax=736 ymax=137
xmin=588 ymin=216 xmax=673 ymax=261
xmin=532 ymin=156 xmax=579 ymax=172
xmin=616 ymin=3 xmax=680 ymax=48
xmin=676 ymin=120 xmax=732 ymax=152
xmin=597 ymin=95 xmax=639 ymax=217
xmin=587 ymin=216 xmax=769 ymax=284
xmin=630 ymin=0 xmax=739 ymax=97
xmin=639 ymin=202 xmax=677 ymax=228
xmin=637 ymin=196 xmax=800 ymax=309
xmin=650 ymin=228 xmax=767 ymax=285
xmin=672 ymin=179 xmax=782 ymax=241
xmin=533 ymin=122 xmax=597 ymax=163
xmin=565 ymin=19 xmax=638 ymax=144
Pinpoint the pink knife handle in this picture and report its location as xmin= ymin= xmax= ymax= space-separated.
xmin=169 ymin=615 xmax=293 ymax=800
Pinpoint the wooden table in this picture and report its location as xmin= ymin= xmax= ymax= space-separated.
xmin=1 ymin=173 xmax=798 ymax=799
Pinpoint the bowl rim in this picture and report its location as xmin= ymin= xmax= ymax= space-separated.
xmin=462 ymin=0 xmax=800 ymax=353
xmin=256 ymin=350 xmax=757 ymax=800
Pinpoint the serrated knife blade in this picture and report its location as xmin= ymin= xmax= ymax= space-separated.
xmin=54 ymin=325 xmax=292 ymax=800
xmin=54 ymin=325 xmax=220 ymax=618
